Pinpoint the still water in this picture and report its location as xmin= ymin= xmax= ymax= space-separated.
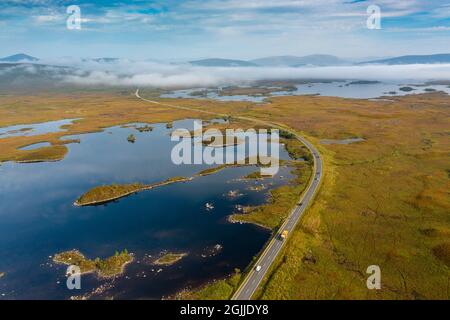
xmin=0 ymin=119 xmax=79 ymax=139
xmin=0 ymin=119 xmax=295 ymax=299
xmin=161 ymin=81 xmax=450 ymax=101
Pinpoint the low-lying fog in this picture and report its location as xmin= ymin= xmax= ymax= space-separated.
xmin=1 ymin=58 xmax=450 ymax=89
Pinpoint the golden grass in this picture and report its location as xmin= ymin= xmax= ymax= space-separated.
xmin=2 ymin=90 xmax=449 ymax=299
xmin=433 ymin=243 xmax=450 ymax=267
xmin=238 ymin=93 xmax=450 ymax=300
xmin=162 ymin=92 xmax=450 ymax=299
xmin=0 ymin=92 xmax=211 ymax=163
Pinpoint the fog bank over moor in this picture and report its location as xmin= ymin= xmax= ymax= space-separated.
xmin=54 ymin=61 xmax=450 ymax=88
xmin=3 ymin=58 xmax=450 ymax=89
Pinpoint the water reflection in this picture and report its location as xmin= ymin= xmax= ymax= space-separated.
xmin=0 ymin=119 xmax=296 ymax=299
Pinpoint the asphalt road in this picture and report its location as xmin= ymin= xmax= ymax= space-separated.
xmin=232 ymin=133 xmax=322 ymax=300
xmin=135 ymin=89 xmax=323 ymax=300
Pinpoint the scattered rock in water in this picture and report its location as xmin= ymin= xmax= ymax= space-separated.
xmin=201 ymin=244 xmax=223 ymax=258
xmin=225 ymin=190 xmax=243 ymax=199
xmin=205 ymin=202 xmax=214 ymax=211
xmin=70 ymin=280 xmax=116 ymax=300
xmin=246 ymin=183 xmax=267 ymax=191
xmin=234 ymin=205 xmax=255 ymax=214
xmin=127 ymin=134 xmax=136 ymax=143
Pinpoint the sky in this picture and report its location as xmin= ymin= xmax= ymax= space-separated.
xmin=0 ymin=0 xmax=449 ymax=60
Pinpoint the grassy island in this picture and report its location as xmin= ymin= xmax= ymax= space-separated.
xmin=195 ymin=164 xmax=231 ymax=177
xmin=202 ymin=136 xmax=244 ymax=148
xmin=154 ymin=252 xmax=188 ymax=266
xmin=135 ymin=125 xmax=153 ymax=132
xmin=53 ymin=249 xmax=133 ymax=278
xmin=74 ymin=177 xmax=191 ymax=206
xmin=15 ymin=145 xmax=68 ymax=163
xmin=243 ymin=171 xmax=264 ymax=180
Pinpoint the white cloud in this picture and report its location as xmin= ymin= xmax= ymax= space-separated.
xmin=34 ymin=14 xmax=63 ymax=23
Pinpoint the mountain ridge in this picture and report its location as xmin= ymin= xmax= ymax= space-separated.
xmin=251 ymin=54 xmax=347 ymax=66
xmin=0 ymin=53 xmax=39 ymax=62
xmin=359 ymin=53 xmax=450 ymax=65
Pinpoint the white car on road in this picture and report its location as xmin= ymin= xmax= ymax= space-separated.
xmin=255 ymin=265 xmax=262 ymax=272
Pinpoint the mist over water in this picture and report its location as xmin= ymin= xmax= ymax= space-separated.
xmin=2 ymin=58 xmax=450 ymax=89
xmin=61 ymin=63 xmax=450 ymax=88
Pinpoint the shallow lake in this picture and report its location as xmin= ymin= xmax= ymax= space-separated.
xmin=0 ymin=118 xmax=297 ymax=299
xmin=161 ymin=81 xmax=450 ymax=101
xmin=0 ymin=118 xmax=79 ymax=139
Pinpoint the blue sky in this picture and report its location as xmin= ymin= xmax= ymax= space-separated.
xmin=0 ymin=0 xmax=449 ymax=60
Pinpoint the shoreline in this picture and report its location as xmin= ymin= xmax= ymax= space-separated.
xmin=226 ymin=214 xmax=273 ymax=231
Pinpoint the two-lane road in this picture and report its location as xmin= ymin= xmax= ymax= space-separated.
xmin=232 ymin=134 xmax=322 ymax=300
xmin=135 ymin=89 xmax=323 ymax=300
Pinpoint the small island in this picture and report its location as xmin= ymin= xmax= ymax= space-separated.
xmin=196 ymin=164 xmax=231 ymax=177
xmin=399 ymin=86 xmax=415 ymax=92
xmin=74 ymin=176 xmax=191 ymax=206
xmin=243 ymin=171 xmax=264 ymax=180
xmin=202 ymin=135 xmax=244 ymax=148
xmin=153 ymin=252 xmax=188 ymax=266
xmin=127 ymin=134 xmax=136 ymax=143
xmin=135 ymin=125 xmax=153 ymax=132
xmin=0 ymin=272 xmax=4 ymax=279
xmin=15 ymin=145 xmax=68 ymax=163
xmin=347 ymin=80 xmax=381 ymax=85
xmin=53 ymin=249 xmax=133 ymax=278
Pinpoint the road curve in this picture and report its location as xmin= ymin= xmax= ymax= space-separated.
xmin=134 ymin=89 xmax=323 ymax=300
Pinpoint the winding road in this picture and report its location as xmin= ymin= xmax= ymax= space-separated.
xmin=135 ymin=89 xmax=323 ymax=300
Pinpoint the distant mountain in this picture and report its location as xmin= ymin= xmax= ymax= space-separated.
xmin=251 ymin=55 xmax=347 ymax=67
xmin=190 ymin=58 xmax=257 ymax=67
xmin=0 ymin=63 xmax=75 ymax=92
xmin=360 ymin=54 xmax=450 ymax=65
xmin=0 ymin=53 xmax=39 ymax=62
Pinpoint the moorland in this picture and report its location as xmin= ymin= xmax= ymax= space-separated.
xmin=0 ymin=89 xmax=449 ymax=299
